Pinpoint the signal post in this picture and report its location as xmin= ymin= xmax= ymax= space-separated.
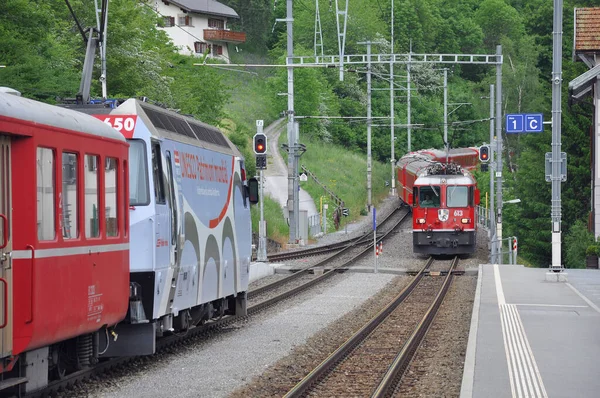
xmin=254 ymin=121 xmax=268 ymax=262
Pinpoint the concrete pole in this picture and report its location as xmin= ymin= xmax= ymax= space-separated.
xmin=285 ymin=0 xmax=297 ymax=244
xmin=407 ymin=41 xmax=412 ymax=152
xmin=443 ymin=69 xmax=448 ymax=161
xmin=489 ymin=84 xmax=496 ymax=263
xmin=495 ymin=45 xmax=503 ymax=263
xmin=389 ymin=0 xmax=396 ymax=195
xmin=550 ymin=0 xmax=563 ymax=270
xmin=367 ymin=42 xmax=373 ymax=211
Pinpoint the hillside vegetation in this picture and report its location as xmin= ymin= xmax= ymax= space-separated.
xmin=1 ymin=0 xmax=598 ymax=266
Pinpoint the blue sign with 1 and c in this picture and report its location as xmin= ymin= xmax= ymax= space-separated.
xmin=506 ymin=113 xmax=544 ymax=133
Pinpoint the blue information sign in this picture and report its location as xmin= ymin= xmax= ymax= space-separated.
xmin=525 ymin=114 xmax=544 ymax=132
xmin=506 ymin=113 xmax=544 ymax=133
xmin=506 ymin=114 xmax=524 ymax=133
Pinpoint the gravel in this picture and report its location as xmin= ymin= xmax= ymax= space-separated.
xmin=73 ymin=194 xmax=488 ymax=398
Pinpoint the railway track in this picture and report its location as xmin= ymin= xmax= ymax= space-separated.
xmin=23 ymin=206 xmax=409 ymax=398
xmin=247 ymin=206 xmax=409 ymax=311
xmin=261 ymin=204 xmax=408 ymax=263
xmin=283 ymin=256 xmax=458 ymax=398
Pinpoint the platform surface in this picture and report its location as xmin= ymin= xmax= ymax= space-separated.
xmin=461 ymin=265 xmax=600 ymax=398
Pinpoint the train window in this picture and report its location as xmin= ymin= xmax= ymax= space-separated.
xmin=85 ymin=154 xmax=100 ymax=238
xmin=37 ymin=147 xmax=56 ymax=241
xmin=123 ymin=160 xmax=128 ymax=237
xmin=105 ymin=157 xmax=118 ymax=237
xmin=152 ymin=142 xmax=166 ymax=204
xmin=166 ymin=151 xmax=177 ymax=246
xmin=447 ymin=186 xmax=469 ymax=208
xmin=61 ymin=152 xmax=79 ymax=239
xmin=419 ymin=186 xmax=440 ymax=208
xmin=128 ymin=140 xmax=150 ymax=206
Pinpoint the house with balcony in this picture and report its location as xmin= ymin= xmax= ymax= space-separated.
xmin=154 ymin=0 xmax=246 ymax=62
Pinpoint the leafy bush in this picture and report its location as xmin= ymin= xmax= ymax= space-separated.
xmin=564 ymin=220 xmax=595 ymax=268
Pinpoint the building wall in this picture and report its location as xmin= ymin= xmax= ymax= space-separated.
xmin=154 ymin=1 xmax=231 ymax=62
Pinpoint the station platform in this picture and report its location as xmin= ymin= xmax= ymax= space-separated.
xmin=460 ymin=265 xmax=600 ymax=398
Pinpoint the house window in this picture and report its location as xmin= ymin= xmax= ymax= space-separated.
xmin=208 ymin=18 xmax=224 ymax=29
xmin=163 ymin=16 xmax=175 ymax=27
xmin=212 ymin=45 xmax=223 ymax=56
xmin=194 ymin=42 xmax=209 ymax=54
xmin=178 ymin=15 xmax=192 ymax=26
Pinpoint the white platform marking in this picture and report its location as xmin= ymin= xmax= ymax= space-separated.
xmin=494 ymin=264 xmax=548 ymax=398
xmin=566 ymin=283 xmax=600 ymax=315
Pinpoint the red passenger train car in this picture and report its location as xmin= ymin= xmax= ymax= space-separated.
xmin=397 ymin=148 xmax=480 ymax=256
xmin=0 ymin=90 xmax=129 ymax=393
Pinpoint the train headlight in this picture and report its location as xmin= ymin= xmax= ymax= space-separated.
xmin=417 ymin=218 xmax=426 ymax=224
xmin=461 ymin=218 xmax=471 ymax=224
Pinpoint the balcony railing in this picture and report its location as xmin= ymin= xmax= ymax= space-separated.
xmin=203 ymin=29 xmax=246 ymax=43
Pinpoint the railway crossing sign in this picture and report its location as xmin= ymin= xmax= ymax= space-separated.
xmin=506 ymin=113 xmax=544 ymax=133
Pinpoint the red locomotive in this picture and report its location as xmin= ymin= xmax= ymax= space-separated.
xmin=0 ymin=90 xmax=129 ymax=393
xmin=397 ymin=148 xmax=481 ymax=255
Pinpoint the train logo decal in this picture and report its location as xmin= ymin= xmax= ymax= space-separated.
xmin=438 ymin=209 xmax=449 ymax=222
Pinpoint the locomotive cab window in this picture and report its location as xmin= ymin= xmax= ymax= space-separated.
xmin=419 ymin=186 xmax=440 ymax=208
xmin=128 ymin=139 xmax=150 ymax=206
xmin=447 ymin=186 xmax=469 ymax=208
xmin=152 ymin=142 xmax=166 ymax=204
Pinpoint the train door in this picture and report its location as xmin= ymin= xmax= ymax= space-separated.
xmin=151 ymin=141 xmax=171 ymax=272
xmin=0 ymin=136 xmax=12 ymax=359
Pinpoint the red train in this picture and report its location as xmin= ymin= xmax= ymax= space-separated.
xmin=0 ymin=90 xmax=130 ymax=393
xmin=397 ymin=148 xmax=481 ymax=255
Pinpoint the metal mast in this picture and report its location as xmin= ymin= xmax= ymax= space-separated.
xmin=390 ymin=0 xmax=396 ymax=195
xmin=443 ymin=68 xmax=448 ymax=159
xmin=284 ymin=0 xmax=298 ymax=244
xmin=407 ymin=40 xmax=412 ymax=152
xmin=334 ymin=0 xmax=348 ymax=81
xmin=489 ymin=84 xmax=496 ymax=263
xmin=495 ymin=45 xmax=503 ymax=259
xmin=551 ymin=0 xmax=563 ymax=270
xmin=358 ymin=41 xmax=374 ymax=211
xmin=314 ymin=0 xmax=324 ymax=60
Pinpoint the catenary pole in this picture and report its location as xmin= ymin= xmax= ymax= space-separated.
xmin=551 ymin=0 xmax=563 ymax=270
xmin=285 ymin=0 xmax=297 ymax=244
xmin=489 ymin=84 xmax=496 ymax=263
xmin=390 ymin=0 xmax=396 ymax=195
xmin=495 ymin=45 xmax=503 ymax=262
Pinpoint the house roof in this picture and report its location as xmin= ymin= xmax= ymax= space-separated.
xmin=574 ymin=8 xmax=600 ymax=54
xmin=167 ymin=0 xmax=239 ymax=19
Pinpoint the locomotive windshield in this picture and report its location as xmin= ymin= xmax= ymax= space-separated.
xmin=447 ymin=185 xmax=469 ymax=207
xmin=419 ymin=186 xmax=440 ymax=208
xmin=128 ymin=139 xmax=150 ymax=206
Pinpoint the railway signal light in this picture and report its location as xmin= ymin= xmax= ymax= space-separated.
xmin=253 ymin=133 xmax=267 ymax=154
xmin=479 ymin=145 xmax=490 ymax=163
xmin=256 ymin=154 xmax=267 ymax=169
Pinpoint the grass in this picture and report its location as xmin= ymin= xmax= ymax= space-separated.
xmin=251 ymin=131 xmax=392 ymax=247
xmin=218 ymin=59 xmax=393 ymax=247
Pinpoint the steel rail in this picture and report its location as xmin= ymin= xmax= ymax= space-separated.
xmin=263 ymin=205 xmax=405 ymax=262
xmin=25 ymin=208 xmax=408 ymax=398
xmin=248 ymin=207 xmax=408 ymax=299
xmin=282 ymin=257 xmax=435 ymax=398
xmin=371 ymin=256 xmax=458 ymax=398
